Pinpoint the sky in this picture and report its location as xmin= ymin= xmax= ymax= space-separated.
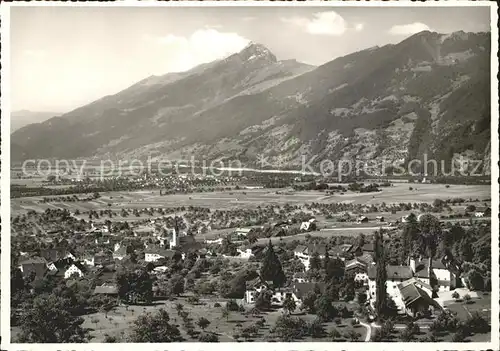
xmin=10 ymin=5 xmax=491 ymax=113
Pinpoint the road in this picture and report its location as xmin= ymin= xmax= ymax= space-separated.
xmin=359 ymin=321 xmax=372 ymax=341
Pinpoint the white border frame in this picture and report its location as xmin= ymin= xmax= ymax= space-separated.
xmin=1 ymin=1 xmax=498 ymax=351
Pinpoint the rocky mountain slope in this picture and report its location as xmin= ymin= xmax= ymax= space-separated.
xmin=12 ymin=31 xmax=491 ymax=174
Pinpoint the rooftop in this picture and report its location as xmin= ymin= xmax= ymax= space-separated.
xmin=368 ymin=265 xmax=413 ymax=280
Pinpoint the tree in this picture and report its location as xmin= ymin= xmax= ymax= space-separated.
xmin=115 ymin=267 xmax=153 ymax=304
xmin=198 ymin=332 xmax=219 ymax=342
xmin=323 ymin=246 xmax=331 ymax=270
xmin=271 ymin=315 xmax=308 ymax=341
xmin=301 ymin=290 xmax=318 ymax=314
xmin=255 ymin=290 xmax=272 ymax=311
xmin=308 ymin=318 xmax=326 ymax=338
xmin=345 ymin=329 xmax=361 ymax=342
xmin=15 ymin=294 xmax=90 ymax=343
xmin=452 ymin=328 xmax=467 ymax=342
xmin=374 ymin=230 xmax=387 ymax=319
xmin=168 ymin=274 xmax=185 ymax=296
xmin=463 ymin=294 xmax=471 ymax=304
xmin=309 ymin=252 xmax=321 ymax=271
xmin=418 ymin=214 xmax=442 ymax=258
xmin=329 ymin=327 xmax=341 ymax=341
xmin=282 ymin=295 xmax=297 ymax=315
xmin=401 ymin=213 xmax=418 ymax=263
xmin=314 ymin=296 xmax=336 ymax=322
xmin=130 ymin=309 xmax=183 ymax=342
xmin=357 ymin=292 xmax=367 ymax=304
xmin=197 ymin=317 xmax=211 ymax=330
xmin=222 ymin=308 xmax=230 ymax=322
xmin=260 ymin=241 xmax=286 ymax=287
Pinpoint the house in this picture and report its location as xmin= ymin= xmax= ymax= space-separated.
xmin=243 ymin=277 xmax=304 ymax=307
xmin=401 ymin=214 xmax=412 ymax=223
xmin=368 ymin=265 xmax=413 ymax=313
xmin=91 ymin=223 xmax=109 ymax=233
xmin=474 ymin=207 xmax=491 ymax=218
xmin=292 ymin=272 xmax=309 ymax=283
xmin=349 ymin=242 xmax=375 ymax=256
xmin=39 ymin=248 xmax=76 ymax=262
xmin=345 ymin=258 xmax=369 ymax=285
xmin=300 ymin=218 xmax=317 ymax=232
xmin=113 ymin=244 xmax=128 ymax=261
xmin=409 ymin=255 xmax=460 ymax=292
xmin=205 ymin=238 xmax=224 ymax=245
xmin=63 ymin=262 xmax=87 ymax=279
xmin=398 ymin=277 xmax=433 ymax=298
xmin=94 ymin=252 xmax=113 ymax=267
xmin=293 ymin=243 xmax=327 ymax=271
xmin=356 ymin=216 xmax=368 ymax=223
xmin=145 ymin=247 xmax=178 ymax=262
xmin=18 ymin=257 xmax=48 ymax=280
xmin=93 ymin=284 xmax=118 ymax=296
xmin=292 ymin=282 xmax=326 ymax=303
xmin=329 ymin=244 xmax=353 ymax=260
xmin=234 ymin=228 xmax=253 ymax=237
xmin=398 ymin=278 xmax=437 ymax=318
xmin=236 ymin=247 xmax=254 ymax=259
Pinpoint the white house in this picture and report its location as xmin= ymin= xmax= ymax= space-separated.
xmin=300 ymin=218 xmax=316 ymax=231
xmin=234 ymin=228 xmax=252 ymax=237
xmin=368 ymin=265 xmax=413 ymax=313
xmin=145 ymin=247 xmax=176 ymax=263
xmin=47 ymin=261 xmax=58 ymax=272
xmin=113 ymin=244 xmax=127 ymax=261
xmin=237 ymin=248 xmax=254 ymax=259
xmin=293 ymin=244 xmax=327 ymax=271
xmin=243 ymin=279 xmax=302 ymax=307
xmin=410 ymin=256 xmax=459 ymax=292
xmin=292 ymin=272 xmax=309 ymax=283
xmin=64 ymin=263 xmax=86 ymax=279
xmin=345 ymin=258 xmax=369 ymax=285
xmin=205 ymin=238 xmax=224 ymax=245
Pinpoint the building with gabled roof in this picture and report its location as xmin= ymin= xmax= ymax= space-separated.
xmin=368 ymin=265 xmax=413 ymax=313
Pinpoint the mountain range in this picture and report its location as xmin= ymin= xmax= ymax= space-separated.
xmin=10 ymin=110 xmax=61 ymax=133
xmin=12 ymin=31 xmax=491 ymax=174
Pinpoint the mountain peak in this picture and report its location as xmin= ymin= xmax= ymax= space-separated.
xmin=238 ymin=41 xmax=277 ymax=63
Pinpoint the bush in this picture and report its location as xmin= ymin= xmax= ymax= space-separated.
xmin=226 ymin=299 xmax=240 ymax=312
xmin=213 ymin=302 xmax=221 ymax=308
xmin=104 ymin=334 xmax=117 ymax=343
xmin=198 ymin=332 xmax=219 ymax=342
xmin=466 ymin=312 xmax=489 ymax=333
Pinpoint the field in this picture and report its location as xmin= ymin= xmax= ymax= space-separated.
xmin=81 ymin=298 xmax=367 ymax=342
xmin=11 ymin=183 xmax=491 ymax=215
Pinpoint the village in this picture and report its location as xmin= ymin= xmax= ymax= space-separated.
xmin=10 ymin=179 xmax=492 ymax=343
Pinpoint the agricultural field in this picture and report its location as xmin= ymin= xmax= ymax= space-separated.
xmin=10 ymin=183 xmax=491 ymax=215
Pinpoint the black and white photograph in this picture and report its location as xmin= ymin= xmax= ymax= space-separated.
xmin=1 ymin=2 xmax=498 ymax=349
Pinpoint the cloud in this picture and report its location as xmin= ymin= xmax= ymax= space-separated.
xmin=144 ymin=29 xmax=250 ymax=72
xmin=354 ymin=23 xmax=364 ymax=32
xmin=281 ymin=11 xmax=347 ymax=36
xmin=389 ymin=22 xmax=433 ymax=35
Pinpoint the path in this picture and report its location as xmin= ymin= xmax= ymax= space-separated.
xmin=359 ymin=321 xmax=372 ymax=341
